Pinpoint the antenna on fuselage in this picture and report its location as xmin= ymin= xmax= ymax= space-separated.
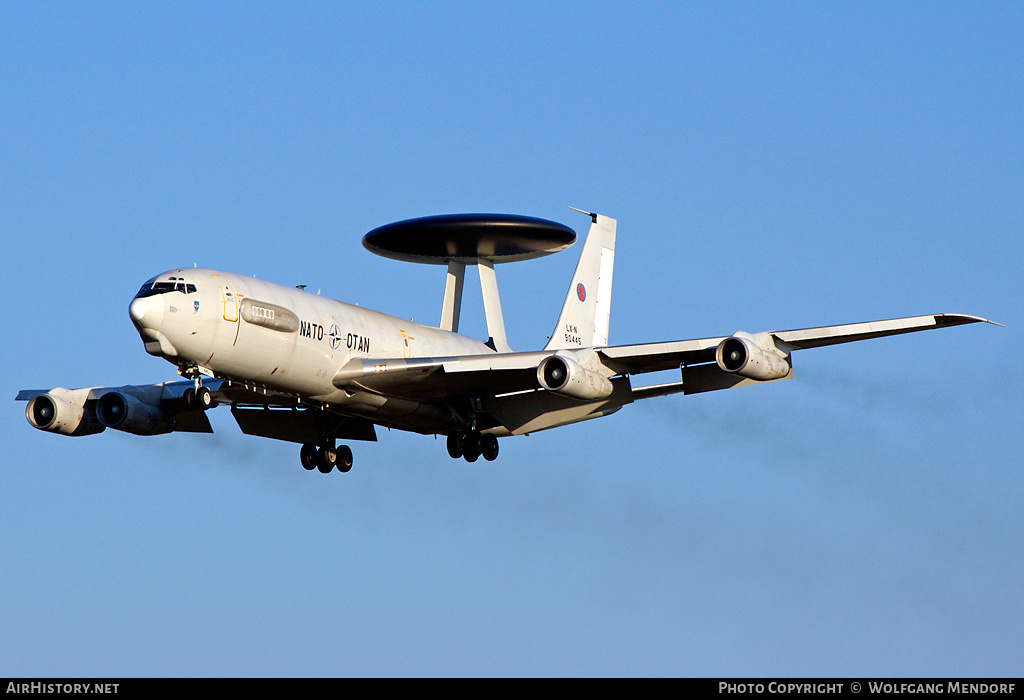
xmin=361 ymin=214 xmax=577 ymax=352
xmin=568 ymin=206 xmax=598 ymax=223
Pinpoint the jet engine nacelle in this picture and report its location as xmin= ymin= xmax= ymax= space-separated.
xmin=716 ymin=331 xmax=792 ymax=381
xmin=96 ymin=391 xmax=174 ymax=436
xmin=25 ymin=389 xmax=106 ymax=437
xmin=537 ymin=354 xmax=614 ymax=401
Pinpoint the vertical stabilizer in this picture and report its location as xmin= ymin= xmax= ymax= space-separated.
xmin=544 ymin=213 xmax=616 ymax=350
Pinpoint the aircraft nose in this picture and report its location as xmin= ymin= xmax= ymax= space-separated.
xmin=129 ymin=295 xmax=164 ymax=330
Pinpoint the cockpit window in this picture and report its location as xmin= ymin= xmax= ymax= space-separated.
xmin=135 ymin=279 xmax=197 ymax=298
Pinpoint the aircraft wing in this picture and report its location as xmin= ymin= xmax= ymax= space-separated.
xmin=17 ymin=381 xmax=217 ymax=436
xmin=17 ymin=379 xmax=379 ymax=444
xmin=331 ymin=313 xmax=996 ymax=402
xmin=600 ymin=313 xmax=995 ymax=375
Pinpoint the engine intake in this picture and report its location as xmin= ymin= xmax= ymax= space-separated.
xmin=96 ymin=391 xmax=173 ymax=436
xmin=716 ymin=332 xmax=791 ymax=381
xmin=25 ymin=390 xmax=105 ymax=437
xmin=537 ymin=355 xmax=614 ymax=401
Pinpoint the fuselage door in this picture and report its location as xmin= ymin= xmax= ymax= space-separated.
xmin=211 ymin=274 xmax=239 ymax=322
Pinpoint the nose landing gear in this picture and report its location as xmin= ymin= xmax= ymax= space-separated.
xmin=183 ymin=385 xmax=214 ymax=411
xmin=180 ymin=367 xmax=215 ymax=412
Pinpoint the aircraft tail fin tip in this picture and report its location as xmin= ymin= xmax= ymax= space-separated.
xmin=543 ymin=213 xmax=616 ymax=351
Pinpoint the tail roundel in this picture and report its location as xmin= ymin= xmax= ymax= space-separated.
xmin=543 ymin=213 xmax=616 ymax=351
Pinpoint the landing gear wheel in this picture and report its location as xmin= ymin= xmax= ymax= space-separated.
xmin=300 ymin=444 xmax=317 ymax=471
xmin=195 ymin=385 xmax=214 ymax=410
xmin=337 ymin=445 xmax=353 ymax=473
xmin=462 ymin=432 xmax=481 ymax=463
xmin=481 ymin=434 xmax=499 ymax=462
xmin=316 ymin=446 xmax=338 ymax=473
xmin=185 ymin=385 xmax=214 ymax=411
xmin=446 ymin=434 xmax=464 ymax=459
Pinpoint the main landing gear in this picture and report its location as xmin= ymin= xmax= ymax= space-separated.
xmin=446 ymin=431 xmax=499 ymax=463
xmin=300 ymin=442 xmax=354 ymax=474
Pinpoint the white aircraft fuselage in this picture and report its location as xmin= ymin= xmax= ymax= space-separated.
xmin=129 ymin=268 xmax=492 ymax=431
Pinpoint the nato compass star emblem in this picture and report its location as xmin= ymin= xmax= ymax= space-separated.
xmin=329 ymin=324 xmax=342 ymax=350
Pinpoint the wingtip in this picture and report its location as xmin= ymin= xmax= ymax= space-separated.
xmin=938 ymin=313 xmax=1005 ymax=328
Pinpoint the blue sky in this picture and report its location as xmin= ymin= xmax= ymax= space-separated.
xmin=2 ymin=2 xmax=1021 ymax=676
